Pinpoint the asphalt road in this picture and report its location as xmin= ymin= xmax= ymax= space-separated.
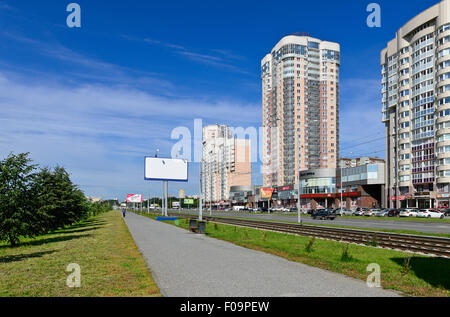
xmin=124 ymin=212 xmax=399 ymax=297
xmin=171 ymin=210 xmax=450 ymax=234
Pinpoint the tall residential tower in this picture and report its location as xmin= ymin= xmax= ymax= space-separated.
xmin=382 ymin=0 xmax=450 ymax=208
xmin=202 ymin=124 xmax=252 ymax=205
xmin=261 ymin=34 xmax=340 ymax=187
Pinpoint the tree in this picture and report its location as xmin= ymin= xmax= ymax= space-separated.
xmin=32 ymin=166 xmax=89 ymax=231
xmin=0 ymin=153 xmax=40 ymax=247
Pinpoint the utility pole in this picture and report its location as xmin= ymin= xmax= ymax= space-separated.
xmin=199 ymin=156 xmax=203 ymax=221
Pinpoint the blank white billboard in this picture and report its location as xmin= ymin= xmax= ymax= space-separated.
xmin=145 ymin=157 xmax=188 ymax=182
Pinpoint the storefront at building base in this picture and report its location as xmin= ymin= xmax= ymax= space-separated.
xmin=436 ymin=193 xmax=450 ymax=208
xmin=391 ymin=192 xmax=436 ymax=209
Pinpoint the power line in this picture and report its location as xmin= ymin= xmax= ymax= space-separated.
xmin=340 ymin=137 xmax=385 ymax=151
xmin=340 ymin=131 xmax=385 ymax=145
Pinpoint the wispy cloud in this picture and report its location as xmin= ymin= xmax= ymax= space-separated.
xmin=0 ymin=31 xmax=173 ymax=94
xmin=123 ymin=35 xmax=251 ymax=75
xmin=0 ymin=1 xmax=13 ymax=11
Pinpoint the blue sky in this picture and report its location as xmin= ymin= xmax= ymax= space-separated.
xmin=0 ymin=0 xmax=441 ymax=199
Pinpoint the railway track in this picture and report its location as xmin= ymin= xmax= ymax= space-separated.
xmin=168 ymin=212 xmax=450 ymax=258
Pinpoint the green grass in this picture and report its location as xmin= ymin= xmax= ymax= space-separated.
xmin=0 ymin=210 xmax=161 ymax=297
xmin=152 ymin=211 xmax=450 ymax=238
xmin=142 ymin=212 xmax=450 ymax=297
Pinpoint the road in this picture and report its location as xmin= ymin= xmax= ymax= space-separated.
xmin=170 ymin=210 xmax=450 ymax=234
xmin=124 ymin=212 xmax=399 ymax=297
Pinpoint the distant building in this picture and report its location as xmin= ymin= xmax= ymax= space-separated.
xmin=87 ymin=196 xmax=103 ymax=203
xmin=178 ymin=189 xmax=185 ymax=199
xmin=256 ymin=158 xmax=386 ymax=209
xmin=339 ymin=157 xmax=385 ymax=168
xmin=202 ymin=124 xmax=252 ymax=205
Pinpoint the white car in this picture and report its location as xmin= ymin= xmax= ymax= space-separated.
xmin=417 ymin=209 xmax=445 ymax=219
xmin=364 ymin=209 xmax=380 ymax=216
xmin=399 ymin=208 xmax=419 ymax=217
xmin=376 ymin=209 xmax=389 ymax=217
xmin=340 ymin=209 xmax=354 ymax=216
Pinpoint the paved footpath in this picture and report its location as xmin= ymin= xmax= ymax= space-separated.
xmin=124 ymin=212 xmax=400 ymax=297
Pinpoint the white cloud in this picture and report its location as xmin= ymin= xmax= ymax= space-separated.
xmin=0 ymin=70 xmax=260 ymax=199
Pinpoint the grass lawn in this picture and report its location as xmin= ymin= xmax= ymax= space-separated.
xmin=141 ymin=212 xmax=450 ymax=297
xmin=0 ymin=210 xmax=161 ymax=297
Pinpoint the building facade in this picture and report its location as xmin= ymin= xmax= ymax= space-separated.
xmin=256 ymin=160 xmax=385 ymax=210
xmin=381 ymin=0 xmax=450 ymax=209
xmin=261 ymin=34 xmax=340 ymax=188
xmin=202 ymin=124 xmax=252 ymax=205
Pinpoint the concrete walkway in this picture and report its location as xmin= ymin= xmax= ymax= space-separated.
xmin=124 ymin=212 xmax=400 ymax=297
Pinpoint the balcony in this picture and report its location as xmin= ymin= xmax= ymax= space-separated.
xmin=412 ymin=154 xmax=435 ymax=162
xmin=412 ymin=166 xmax=435 ymax=173
xmin=412 ymin=178 xmax=435 ymax=184
xmin=412 ymin=143 xmax=434 ymax=152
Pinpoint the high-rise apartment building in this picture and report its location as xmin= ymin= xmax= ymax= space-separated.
xmin=202 ymin=124 xmax=251 ymax=204
xmin=261 ymin=34 xmax=340 ymax=188
xmin=381 ymin=0 xmax=450 ymax=209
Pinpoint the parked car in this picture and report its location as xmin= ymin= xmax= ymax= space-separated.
xmin=438 ymin=208 xmax=450 ymax=216
xmin=417 ymin=209 xmax=445 ymax=219
xmin=331 ymin=208 xmax=344 ymax=216
xmin=312 ymin=209 xmax=336 ymax=220
xmin=363 ymin=209 xmax=380 ymax=217
xmin=307 ymin=209 xmax=315 ymax=215
xmin=375 ymin=209 xmax=389 ymax=217
xmin=387 ymin=208 xmax=400 ymax=217
xmin=340 ymin=209 xmax=354 ymax=216
xmin=353 ymin=209 xmax=366 ymax=216
xmin=399 ymin=208 xmax=419 ymax=217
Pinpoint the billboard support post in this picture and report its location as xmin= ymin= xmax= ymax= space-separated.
xmin=165 ymin=181 xmax=168 ymax=217
xmin=161 ymin=182 xmax=164 ymax=216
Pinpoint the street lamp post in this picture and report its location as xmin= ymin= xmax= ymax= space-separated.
xmin=199 ymin=158 xmax=203 ymax=221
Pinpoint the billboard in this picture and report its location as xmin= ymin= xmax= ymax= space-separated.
xmin=126 ymin=194 xmax=143 ymax=203
xmin=184 ymin=198 xmax=194 ymax=205
xmin=260 ymin=188 xmax=274 ymax=199
xmin=145 ymin=157 xmax=188 ymax=182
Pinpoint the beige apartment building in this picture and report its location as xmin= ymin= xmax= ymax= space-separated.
xmin=261 ymin=34 xmax=340 ymax=188
xmin=382 ymin=0 xmax=450 ymax=209
xmin=202 ymin=124 xmax=251 ymax=205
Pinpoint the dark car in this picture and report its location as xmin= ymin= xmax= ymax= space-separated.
xmin=437 ymin=208 xmax=450 ymax=216
xmin=387 ymin=208 xmax=400 ymax=217
xmin=312 ymin=209 xmax=336 ymax=220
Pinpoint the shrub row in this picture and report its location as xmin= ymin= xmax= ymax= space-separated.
xmin=0 ymin=152 xmax=109 ymax=246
